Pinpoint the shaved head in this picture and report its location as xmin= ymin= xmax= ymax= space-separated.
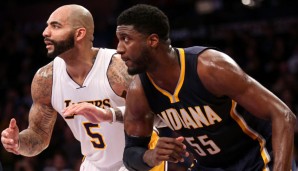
xmin=52 ymin=4 xmax=94 ymax=41
xmin=43 ymin=4 xmax=95 ymax=58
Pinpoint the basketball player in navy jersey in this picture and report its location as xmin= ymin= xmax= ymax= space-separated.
xmin=115 ymin=4 xmax=296 ymax=171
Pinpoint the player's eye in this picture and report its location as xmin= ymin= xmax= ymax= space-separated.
xmin=53 ymin=24 xmax=60 ymax=29
xmin=124 ymin=37 xmax=129 ymax=42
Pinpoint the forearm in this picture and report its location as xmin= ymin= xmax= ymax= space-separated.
xmin=18 ymin=129 xmax=49 ymax=157
xmin=272 ymin=110 xmax=296 ymax=171
xmin=123 ymin=132 xmax=152 ymax=171
xmin=124 ymin=147 xmax=152 ymax=171
xmin=143 ymin=149 xmax=158 ymax=167
xmin=108 ymin=106 xmax=125 ymax=123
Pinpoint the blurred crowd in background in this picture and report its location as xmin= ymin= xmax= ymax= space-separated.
xmin=0 ymin=0 xmax=297 ymax=170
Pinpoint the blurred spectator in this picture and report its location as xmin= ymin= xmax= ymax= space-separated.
xmin=14 ymin=157 xmax=37 ymax=171
xmin=42 ymin=150 xmax=72 ymax=171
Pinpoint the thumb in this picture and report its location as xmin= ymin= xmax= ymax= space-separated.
xmin=176 ymin=136 xmax=185 ymax=142
xmin=9 ymin=118 xmax=17 ymax=129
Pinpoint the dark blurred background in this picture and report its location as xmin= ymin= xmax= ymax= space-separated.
xmin=0 ymin=0 xmax=297 ymax=170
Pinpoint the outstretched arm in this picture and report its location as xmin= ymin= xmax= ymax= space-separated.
xmin=198 ymin=49 xmax=296 ymax=171
xmin=1 ymin=63 xmax=57 ymax=156
xmin=62 ymin=102 xmax=125 ymax=123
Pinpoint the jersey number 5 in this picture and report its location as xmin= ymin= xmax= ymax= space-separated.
xmin=185 ymin=135 xmax=220 ymax=156
xmin=83 ymin=122 xmax=106 ymax=149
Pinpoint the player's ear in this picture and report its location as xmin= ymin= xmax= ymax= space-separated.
xmin=147 ymin=34 xmax=159 ymax=48
xmin=75 ymin=27 xmax=86 ymax=41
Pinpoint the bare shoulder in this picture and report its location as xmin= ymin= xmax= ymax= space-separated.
xmin=31 ymin=62 xmax=54 ymax=104
xmin=107 ymin=54 xmax=134 ymax=98
xmin=197 ymin=49 xmax=247 ymax=97
xmin=198 ymin=49 xmax=240 ymax=71
xmin=26 ymin=61 xmax=56 ymax=149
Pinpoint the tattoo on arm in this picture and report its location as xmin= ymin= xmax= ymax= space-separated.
xmin=19 ymin=104 xmax=57 ymax=156
xmin=18 ymin=62 xmax=57 ymax=156
xmin=114 ymin=107 xmax=124 ymax=122
xmin=108 ymin=56 xmax=134 ymax=98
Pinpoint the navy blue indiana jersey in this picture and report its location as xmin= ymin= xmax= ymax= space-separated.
xmin=139 ymin=46 xmax=273 ymax=170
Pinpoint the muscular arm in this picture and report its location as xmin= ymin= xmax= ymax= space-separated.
xmin=123 ymin=76 xmax=155 ymax=170
xmin=125 ymin=76 xmax=154 ymax=137
xmin=105 ymin=54 xmax=135 ymax=122
xmin=19 ymin=62 xmax=57 ymax=156
xmin=198 ymin=49 xmax=296 ymax=171
xmin=124 ymin=77 xmax=188 ymax=170
xmin=107 ymin=54 xmax=134 ymax=99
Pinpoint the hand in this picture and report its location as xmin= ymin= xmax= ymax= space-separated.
xmin=144 ymin=136 xmax=189 ymax=167
xmin=62 ymin=102 xmax=112 ymax=123
xmin=1 ymin=118 xmax=20 ymax=155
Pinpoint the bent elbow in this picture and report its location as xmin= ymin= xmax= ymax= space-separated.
xmin=283 ymin=110 xmax=296 ymax=130
xmin=287 ymin=110 xmax=296 ymax=125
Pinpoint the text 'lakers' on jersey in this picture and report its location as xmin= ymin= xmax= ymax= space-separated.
xmin=51 ymin=48 xmax=126 ymax=169
xmin=140 ymin=46 xmax=272 ymax=170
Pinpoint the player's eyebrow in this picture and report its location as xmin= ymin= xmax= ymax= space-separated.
xmin=47 ymin=21 xmax=62 ymax=27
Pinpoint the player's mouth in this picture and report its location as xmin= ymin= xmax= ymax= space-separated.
xmin=44 ymin=39 xmax=54 ymax=49
xmin=121 ymin=56 xmax=129 ymax=65
xmin=122 ymin=58 xmax=132 ymax=67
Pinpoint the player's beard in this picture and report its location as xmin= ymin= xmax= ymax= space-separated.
xmin=47 ymin=32 xmax=75 ymax=58
xmin=127 ymin=47 xmax=150 ymax=75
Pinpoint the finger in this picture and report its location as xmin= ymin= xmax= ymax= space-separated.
xmin=168 ymin=155 xmax=180 ymax=163
xmin=62 ymin=108 xmax=75 ymax=116
xmin=176 ymin=136 xmax=184 ymax=141
xmin=62 ymin=103 xmax=78 ymax=114
xmin=153 ymin=151 xmax=182 ymax=163
xmin=73 ymin=104 xmax=88 ymax=114
xmin=61 ymin=105 xmax=70 ymax=113
xmin=9 ymin=118 xmax=17 ymax=129
xmin=63 ymin=104 xmax=81 ymax=116
xmin=175 ymin=136 xmax=188 ymax=151
xmin=1 ymin=129 xmax=9 ymax=137
xmin=2 ymin=129 xmax=16 ymax=140
xmin=156 ymin=147 xmax=184 ymax=162
xmin=157 ymin=138 xmax=186 ymax=152
xmin=5 ymin=147 xmax=20 ymax=155
xmin=158 ymin=139 xmax=189 ymax=160
xmin=160 ymin=137 xmax=185 ymax=147
xmin=3 ymin=142 xmax=18 ymax=149
xmin=2 ymin=143 xmax=17 ymax=152
xmin=155 ymin=154 xmax=178 ymax=163
xmin=72 ymin=104 xmax=97 ymax=117
xmin=174 ymin=137 xmax=189 ymax=158
xmin=62 ymin=104 xmax=75 ymax=114
xmin=2 ymin=136 xmax=17 ymax=145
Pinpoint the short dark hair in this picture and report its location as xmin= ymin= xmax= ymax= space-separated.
xmin=117 ymin=4 xmax=170 ymax=41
